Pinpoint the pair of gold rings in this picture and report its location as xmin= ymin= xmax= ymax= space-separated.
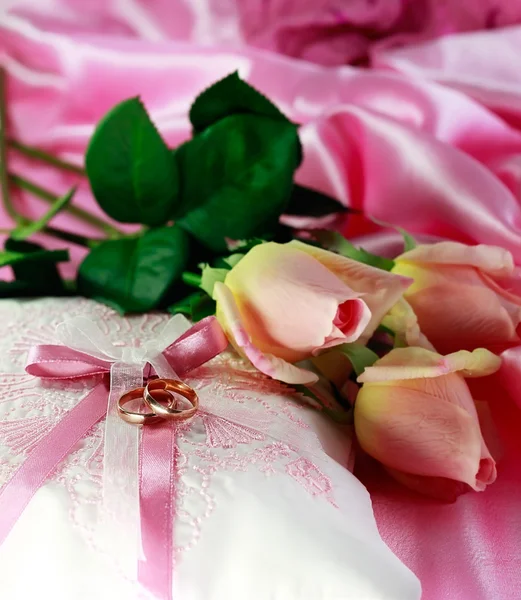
xmin=117 ymin=379 xmax=199 ymax=425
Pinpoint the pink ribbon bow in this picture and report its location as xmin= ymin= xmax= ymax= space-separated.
xmin=0 ymin=314 xmax=228 ymax=600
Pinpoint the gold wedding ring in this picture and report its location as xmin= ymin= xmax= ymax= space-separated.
xmin=117 ymin=379 xmax=199 ymax=425
xmin=144 ymin=379 xmax=199 ymax=421
xmin=117 ymin=387 xmax=163 ymax=425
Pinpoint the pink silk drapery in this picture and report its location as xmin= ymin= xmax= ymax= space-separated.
xmin=1 ymin=3 xmax=521 ymax=598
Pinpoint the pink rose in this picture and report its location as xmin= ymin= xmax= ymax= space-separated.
xmin=354 ymin=346 xmax=501 ymax=500
xmin=392 ymin=242 xmax=521 ymax=355
xmin=213 ymin=241 xmax=411 ymax=384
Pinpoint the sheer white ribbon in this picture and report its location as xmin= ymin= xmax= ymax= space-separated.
xmin=56 ymin=314 xmax=192 ymax=579
xmin=54 ymin=314 xmax=330 ymax=588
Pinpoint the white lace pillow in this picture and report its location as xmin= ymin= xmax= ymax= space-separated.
xmin=0 ymin=298 xmax=420 ymax=600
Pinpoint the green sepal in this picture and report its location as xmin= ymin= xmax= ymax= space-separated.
xmin=399 ymin=228 xmax=417 ymax=252
xmin=336 ymin=343 xmax=379 ymax=377
xmin=199 ymin=265 xmax=228 ymax=296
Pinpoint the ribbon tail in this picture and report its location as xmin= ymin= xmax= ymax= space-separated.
xmin=99 ymin=361 xmax=143 ymax=579
xmin=138 ymin=421 xmax=177 ymax=600
xmin=0 ymin=380 xmax=108 ymax=546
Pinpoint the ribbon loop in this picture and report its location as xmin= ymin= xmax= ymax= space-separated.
xmin=0 ymin=313 xmax=229 ymax=600
xmin=25 ymin=315 xmax=229 ymax=384
xmin=56 ymin=316 xmax=122 ymax=361
xmin=120 ymin=346 xmax=148 ymax=365
xmin=0 ymin=309 xmax=341 ymax=600
xmin=10 ymin=308 xmax=358 ymax=600
xmin=26 ymin=345 xmax=112 ymax=379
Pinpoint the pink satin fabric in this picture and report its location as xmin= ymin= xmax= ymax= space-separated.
xmin=1 ymin=4 xmax=521 ymax=599
xmin=0 ymin=316 xmax=228 ymax=600
xmin=357 ymin=373 xmax=521 ymax=600
xmin=6 ymin=0 xmax=521 ymax=66
xmin=374 ymin=25 xmax=521 ymax=128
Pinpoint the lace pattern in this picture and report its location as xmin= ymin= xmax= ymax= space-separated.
xmin=0 ymin=298 xmax=351 ymax=575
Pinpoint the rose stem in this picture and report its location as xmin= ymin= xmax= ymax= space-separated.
xmin=42 ymin=225 xmax=101 ymax=248
xmin=8 ymin=139 xmax=86 ymax=176
xmin=9 ymin=173 xmax=124 ymax=238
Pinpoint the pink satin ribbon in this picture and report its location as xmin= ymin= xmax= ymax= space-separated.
xmin=138 ymin=421 xmax=177 ymax=598
xmin=0 ymin=380 xmax=109 ymax=544
xmin=0 ymin=316 xmax=228 ymax=600
xmin=25 ymin=316 xmax=227 ymax=380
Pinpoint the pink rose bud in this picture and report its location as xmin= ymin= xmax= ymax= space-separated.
xmin=213 ymin=241 xmax=411 ymax=384
xmin=354 ymin=346 xmax=501 ymax=500
xmin=392 ymin=242 xmax=521 ymax=355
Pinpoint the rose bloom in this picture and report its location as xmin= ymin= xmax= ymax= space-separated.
xmin=213 ymin=241 xmax=411 ymax=384
xmin=354 ymin=346 xmax=501 ymax=500
xmin=392 ymin=242 xmax=521 ymax=355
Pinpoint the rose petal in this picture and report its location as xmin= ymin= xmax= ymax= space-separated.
xmin=391 ymin=261 xmax=521 ymax=353
xmin=358 ymin=347 xmax=501 ymax=383
xmin=355 ymin=383 xmax=490 ymax=490
xmin=380 ymin=297 xmax=436 ymax=350
xmin=366 ymin=368 xmax=498 ymax=493
xmin=398 ymin=241 xmax=515 ymax=277
xmin=289 ymin=239 xmax=412 ymax=341
xmin=320 ymin=299 xmax=371 ymax=351
xmin=214 ymin=282 xmax=318 ymax=384
xmin=224 ymin=242 xmax=371 ymax=360
xmin=442 ymin=348 xmax=502 ymax=378
xmin=499 ymin=345 xmax=521 ymax=411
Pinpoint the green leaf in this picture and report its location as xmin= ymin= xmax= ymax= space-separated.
xmin=167 ymin=291 xmax=200 ymax=316
xmin=11 ymin=187 xmax=76 ymax=240
xmin=0 ymin=243 xmax=68 ymax=268
xmin=285 ymin=185 xmax=347 ymax=218
xmin=176 ymin=114 xmax=300 ymax=251
xmin=2 ymin=239 xmax=69 ymax=296
xmin=0 ymin=278 xmax=75 ymax=297
xmin=199 ymin=265 xmax=228 ymax=296
xmin=77 ymin=225 xmax=189 ymax=313
xmin=315 ymin=231 xmax=395 ymax=271
xmin=0 ymin=249 xmax=32 ymax=267
xmin=86 ymin=97 xmax=178 ymax=226
xmin=0 ymin=280 xmax=35 ymax=297
xmin=399 ymin=228 xmax=417 ymax=252
xmin=167 ymin=291 xmax=216 ymax=321
xmin=190 ymin=71 xmax=291 ymax=133
xmin=191 ymin=293 xmax=216 ymax=321
xmin=336 ymin=343 xmax=379 ymax=377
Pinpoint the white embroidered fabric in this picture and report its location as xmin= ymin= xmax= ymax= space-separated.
xmin=0 ymin=298 xmax=421 ymax=600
